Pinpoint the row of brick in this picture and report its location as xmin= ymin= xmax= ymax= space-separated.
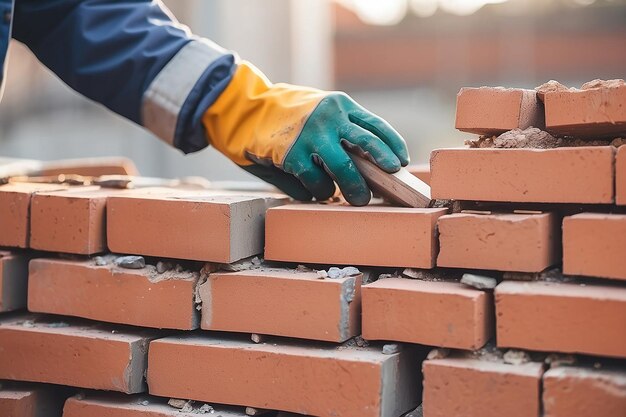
xmin=0 ymin=313 xmax=421 ymax=417
xmin=0 ymin=183 xmax=286 ymax=262
xmin=455 ymin=81 xmax=626 ymax=139
xmin=430 ymin=145 xmax=626 ymax=204
xmin=0 ymin=155 xmax=138 ymax=179
xmin=21 ymin=257 xmax=362 ymax=341
xmin=265 ymin=206 xmax=626 ymax=280
xmin=439 ymin=211 xmax=626 ymax=280
xmin=3 ymin=253 xmax=625 ymax=357
xmin=364 ymin=277 xmax=626 ymax=358
xmin=2 ymin=180 xmax=624 ymax=278
xmin=3 ymin=148 xmax=625 ymax=260
xmin=3 ymin=359 xmax=624 ymax=417
xmin=5 ymin=182 xmax=625 ymax=279
xmin=0 ymin=385 xmax=302 ymax=417
xmin=423 ymin=354 xmax=626 ymax=417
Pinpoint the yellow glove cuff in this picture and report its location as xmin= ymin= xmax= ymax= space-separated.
xmin=202 ymin=61 xmax=327 ymax=167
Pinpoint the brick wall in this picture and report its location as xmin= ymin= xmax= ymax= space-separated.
xmin=0 ymin=79 xmax=624 ymax=416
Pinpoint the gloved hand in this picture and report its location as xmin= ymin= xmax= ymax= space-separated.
xmin=202 ymin=61 xmax=410 ymax=206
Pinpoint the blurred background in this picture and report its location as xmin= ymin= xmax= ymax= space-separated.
xmin=1 ymin=0 xmax=625 ymax=181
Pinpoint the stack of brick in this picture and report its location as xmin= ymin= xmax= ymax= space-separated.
xmin=0 ymin=174 xmax=423 ymax=416
xmin=420 ymin=79 xmax=626 ymax=417
xmin=1 ymin=79 xmax=625 ymax=417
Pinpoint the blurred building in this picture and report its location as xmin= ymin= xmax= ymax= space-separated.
xmin=0 ymin=0 xmax=624 ymax=179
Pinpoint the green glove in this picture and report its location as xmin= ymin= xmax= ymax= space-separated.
xmin=244 ymin=93 xmax=410 ymax=206
xmin=203 ymin=62 xmax=410 ymax=206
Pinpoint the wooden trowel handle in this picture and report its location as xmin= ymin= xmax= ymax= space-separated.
xmin=349 ymin=152 xmax=432 ymax=208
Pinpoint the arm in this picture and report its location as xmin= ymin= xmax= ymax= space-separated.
xmin=12 ymin=0 xmax=235 ymax=153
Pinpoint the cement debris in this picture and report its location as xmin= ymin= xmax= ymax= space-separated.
xmin=168 ymin=399 xmax=187 ymax=409
xmin=246 ymin=407 xmax=270 ymax=416
xmin=427 ymin=348 xmax=450 ymax=360
xmin=156 ymin=261 xmax=174 ymax=274
xmin=93 ymin=256 xmax=108 ymax=266
xmin=469 ymin=344 xmax=504 ymax=362
xmin=169 ymin=400 xmax=212 ymax=413
xmin=45 ymin=322 xmax=70 ymax=328
xmin=466 ymin=128 xmax=560 ymax=149
xmin=140 ymin=400 xmax=149 ymax=406
xmin=221 ymin=256 xmax=263 ymax=272
xmin=503 ymin=349 xmax=531 ymax=365
xmin=197 ymin=404 xmax=214 ymax=414
xmin=467 ymin=127 xmax=626 ymax=150
xmin=581 ymin=78 xmax=624 ymax=90
xmin=535 ymin=80 xmax=571 ymax=98
xmin=251 ymin=333 xmax=266 ymax=344
xmin=323 ymin=266 xmax=361 ymax=279
xmin=382 ymin=343 xmax=401 ymax=355
xmin=114 ymin=255 xmax=145 ymax=269
xmin=545 ymin=353 xmax=577 ymax=367
xmin=316 ymin=269 xmax=328 ymax=280
xmin=355 ymin=336 xmax=369 ymax=347
xmin=460 ymin=273 xmax=497 ymax=290
xmin=402 ymin=268 xmax=459 ymax=282
xmin=377 ymin=273 xmax=402 ymax=281
xmin=342 ymin=335 xmax=370 ymax=349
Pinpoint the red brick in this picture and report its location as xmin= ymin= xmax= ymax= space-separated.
xmin=30 ymin=187 xmax=117 ymax=255
xmin=543 ymin=366 xmax=626 ymax=417
xmin=0 ymin=385 xmax=65 ymax=417
xmin=563 ymin=213 xmax=626 ymax=281
xmin=495 ymin=281 xmax=626 ymax=358
xmin=430 ymin=147 xmax=614 ymax=203
xmin=0 ymin=183 xmax=67 ymax=248
xmin=200 ymin=268 xmax=361 ymax=342
xmin=455 ymin=87 xmax=544 ymax=135
xmin=107 ymin=190 xmax=285 ymax=263
xmin=148 ymin=334 xmax=421 ymax=417
xmin=63 ymin=393 xmax=248 ymax=417
xmin=265 ymin=204 xmax=447 ymax=268
xmin=544 ymin=83 xmax=626 ymax=138
xmin=437 ymin=212 xmax=559 ymax=272
xmin=407 ymin=163 xmax=430 ymax=185
xmin=362 ymin=277 xmax=492 ymax=349
xmin=0 ymin=251 xmax=29 ymax=312
xmin=423 ymin=357 xmax=544 ymax=417
xmin=0 ymin=314 xmax=155 ymax=392
xmin=28 ymin=257 xmax=199 ymax=329
xmin=616 ymin=146 xmax=626 ymax=205
xmin=37 ymin=156 xmax=139 ymax=177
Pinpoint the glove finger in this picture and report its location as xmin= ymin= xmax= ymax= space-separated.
xmin=339 ymin=124 xmax=401 ymax=173
xmin=242 ymin=164 xmax=312 ymax=201
xmin=317 ymin=144 xmax=371 ymax=206
xmin=291 ymin=159 xmax=337 ymax=201
xmin=348 ymin=109 xmax=410 ymax=166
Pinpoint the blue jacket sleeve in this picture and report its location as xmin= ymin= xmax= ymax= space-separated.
xmin=11 ymin=0 xmax=236 ymax=153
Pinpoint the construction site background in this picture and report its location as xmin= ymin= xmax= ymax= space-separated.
xmin=1 ymin=0 xmax=624 ymax=180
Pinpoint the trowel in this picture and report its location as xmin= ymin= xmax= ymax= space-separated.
xmin=348 ymin=151 xmax=432 ymax=208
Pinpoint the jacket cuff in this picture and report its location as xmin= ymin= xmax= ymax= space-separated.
xmin=141 ymin=38 xmax=235 ymax=151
